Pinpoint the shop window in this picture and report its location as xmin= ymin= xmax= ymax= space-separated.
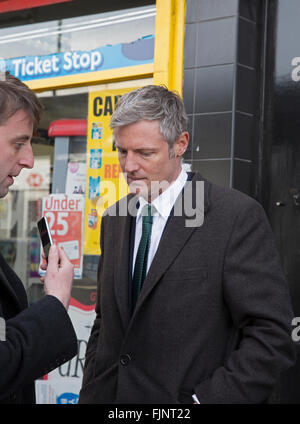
xmin=0 ymin=5 xmax=155 ymax=60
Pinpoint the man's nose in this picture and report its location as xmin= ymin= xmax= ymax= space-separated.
xmin=123 ymin=152 xmax=139 ymax=173
xmin=19 ymin=144 xmax=34 ymax=169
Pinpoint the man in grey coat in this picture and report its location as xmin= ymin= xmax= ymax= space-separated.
xmin=79 ymin=85 xmax=295 ymax=404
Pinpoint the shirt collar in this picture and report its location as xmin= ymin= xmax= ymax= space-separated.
xmin=137 ymin=168 xmax=188 ymax=221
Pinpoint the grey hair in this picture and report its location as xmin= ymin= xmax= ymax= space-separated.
xmin=110 ymin=85 xmax=188 ymax=148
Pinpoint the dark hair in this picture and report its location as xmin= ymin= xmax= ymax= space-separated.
xmin=110 ymin=85 xmax=188 ymax=148
xmin=0 ymin=71 xmax=43 ymax=130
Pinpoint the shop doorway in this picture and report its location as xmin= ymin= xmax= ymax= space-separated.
xmin=260 ymin=0 xmax=300 ymax=403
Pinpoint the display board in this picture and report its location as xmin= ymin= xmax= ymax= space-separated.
xmin=40 ymin=194 xmax=84 ymax=278
xmin=83 ymin=88 xmax=134 ymax=255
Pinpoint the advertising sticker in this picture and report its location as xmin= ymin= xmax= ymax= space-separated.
xmin=83 ymin=87 xmax=136 ymax=255
xmin=39 ymin=194 xmax=84 ymax=278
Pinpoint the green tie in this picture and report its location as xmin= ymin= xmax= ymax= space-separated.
xmin=132 ymin=204 xmax=153 ymax=310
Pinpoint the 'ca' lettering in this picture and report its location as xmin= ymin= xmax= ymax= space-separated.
xmin=104 ymin=96 xmax=113 ymax=116
xmin=93 ymin=97 xmax=103 ymax=116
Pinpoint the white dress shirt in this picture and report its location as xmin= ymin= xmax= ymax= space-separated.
xmin=132 ymin=168 xmax=188 ymax=276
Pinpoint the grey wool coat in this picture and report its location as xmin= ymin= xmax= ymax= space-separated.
xmin=79 ymin=172 xmax=296 ymax=404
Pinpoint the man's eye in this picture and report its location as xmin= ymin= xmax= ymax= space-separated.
xmin=15 ymin=143 xmax=25 ymax=150
xmin=118 ymin=149 xmax=127 ymax=156
xmin=141 ymin=152 xmax=153 ymax=157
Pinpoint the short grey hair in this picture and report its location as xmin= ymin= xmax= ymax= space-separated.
xmin=110 ymin=85 xmax=188 ymax=148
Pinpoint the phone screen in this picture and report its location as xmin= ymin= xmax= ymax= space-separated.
xmin=37 ymin=216 xmax=53 ymax=262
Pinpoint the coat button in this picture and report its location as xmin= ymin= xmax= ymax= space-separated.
xmin=120 ymin=354 xmax=131 ymax=366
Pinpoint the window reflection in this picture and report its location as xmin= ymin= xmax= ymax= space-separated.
xmin=0 ymin=6 xmax=156 ymax=59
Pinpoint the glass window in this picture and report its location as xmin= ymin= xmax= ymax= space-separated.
xmin=0 ymin=5 xmax=156 ymax=59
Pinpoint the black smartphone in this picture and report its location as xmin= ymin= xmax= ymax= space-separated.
xmin=37 ymin=216 xmax=53 ymax=263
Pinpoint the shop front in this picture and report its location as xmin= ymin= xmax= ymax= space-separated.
xmin=0 ymin=0 xmax=185 ymax=403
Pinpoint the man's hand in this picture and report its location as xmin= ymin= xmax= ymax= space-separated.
xmin=41 ymin=244 xmax=74 ymax=310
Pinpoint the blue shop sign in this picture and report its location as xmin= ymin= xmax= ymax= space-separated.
xmin=4 ymin=35 xmax=154 ymax=81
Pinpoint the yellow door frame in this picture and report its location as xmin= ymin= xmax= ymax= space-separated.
xmin=153 ymin=0 xmax=186 ymax=96
xmin=27 ymin=0 xmax=186 ymax=96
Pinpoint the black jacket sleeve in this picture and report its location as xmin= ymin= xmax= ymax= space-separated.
xmin=0 ymin=295 xmax=78 ymax=400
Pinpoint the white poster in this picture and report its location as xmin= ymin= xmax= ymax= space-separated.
xmin=65 ymin=162 xmax=86 ymax=195
xmin=35 ymin=298 xmax=96 ymax=404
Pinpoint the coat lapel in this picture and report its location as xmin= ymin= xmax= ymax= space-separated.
xmin=131 ymin=174 xmax=210 ymax=319
xmin=134 ymin=214 xmax=197 ymax=313
xmin=113 ymin=203 xmax=135 ymax=330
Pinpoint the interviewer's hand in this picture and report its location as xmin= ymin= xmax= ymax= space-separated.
xmin=41 ymin=244 xmax=74 ymax=310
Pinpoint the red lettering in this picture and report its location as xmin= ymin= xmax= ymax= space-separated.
xmin=112 ymin=164 xmax=118 ymax=178
xmin=104 ymin=164 xmax=111 ymax=178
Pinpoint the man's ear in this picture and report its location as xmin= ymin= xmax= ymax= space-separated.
xmin=173 ymin=131 xmax=189 ymax=157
